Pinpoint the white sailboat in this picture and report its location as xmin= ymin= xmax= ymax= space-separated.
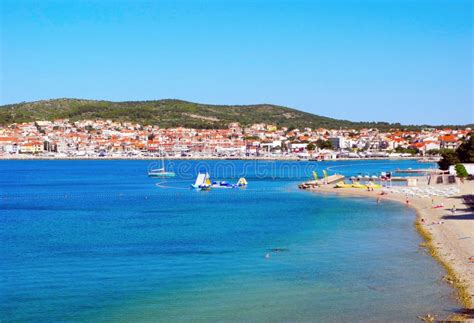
xmin=148 ymin=151 xmax=175 ymax=178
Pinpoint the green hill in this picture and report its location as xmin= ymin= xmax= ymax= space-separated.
xmin=0 ymin=98 xmax=470 ymax=130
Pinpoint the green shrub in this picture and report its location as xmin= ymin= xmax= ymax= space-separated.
xmin=306 ymin=143 xmax=316 ymax=151
xmin=438 ymin=150 xmax=460 ymax=170
xmin=454 ymin=164 xmax=468 ymax=178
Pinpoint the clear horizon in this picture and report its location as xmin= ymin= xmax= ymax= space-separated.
xmin=1 ymin=0 xmax=472 ymax=124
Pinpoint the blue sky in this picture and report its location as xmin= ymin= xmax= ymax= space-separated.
xmin=1 ymin=0 xmax=472 ymax=124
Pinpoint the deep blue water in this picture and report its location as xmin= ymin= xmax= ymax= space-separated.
xmin=0 ymin=160 xmax=458 ymax=321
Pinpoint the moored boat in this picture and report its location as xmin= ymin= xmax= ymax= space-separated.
xmin=148 ymin=168 xmax=176 ymax=178
xmin=148 ymin=152 xmax=176 ymax=178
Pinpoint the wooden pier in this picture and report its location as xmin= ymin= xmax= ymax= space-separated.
xmin=298 ymin=174 xmax=345 ymax=189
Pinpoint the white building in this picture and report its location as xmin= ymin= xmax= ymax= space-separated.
xmin=329 ymin=137 xmax=347 ymax=150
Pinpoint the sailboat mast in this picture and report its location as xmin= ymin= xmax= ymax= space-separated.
xmin=161 ymin=149 xmax=164 ymax=170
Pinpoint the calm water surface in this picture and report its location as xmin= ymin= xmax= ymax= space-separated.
xmin=0 ymin=160 xmax=458 ymax=321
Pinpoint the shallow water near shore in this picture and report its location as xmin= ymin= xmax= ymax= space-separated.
xmin=0 ymin=159 xmax=459 ymax=321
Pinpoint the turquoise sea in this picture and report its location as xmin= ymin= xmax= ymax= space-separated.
xmin=1 ymin=159 xmax=459 ymax=321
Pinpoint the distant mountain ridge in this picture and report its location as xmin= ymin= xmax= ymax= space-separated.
xmin=0 ymin=98 xmax=471 ymax=130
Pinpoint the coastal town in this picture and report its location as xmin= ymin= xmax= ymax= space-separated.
xmin=3 ymin=0 xmax=473 ymax=321
xmin=0 ymin=119 xmax=470 ymax=159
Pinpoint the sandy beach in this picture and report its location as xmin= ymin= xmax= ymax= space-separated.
xmin=305 ymin=181 xmax=474 ymax=312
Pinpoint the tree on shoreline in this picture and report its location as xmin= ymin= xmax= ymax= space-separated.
xmin=315 ymin=139 xmax=332 ymax=149
xmin=306 ymin=143 xmax=316 ymax=151
xmin=454 ymin=164 xmax=468 ymax=178
xmin=438 ymin=133 xmax=473 ymax=170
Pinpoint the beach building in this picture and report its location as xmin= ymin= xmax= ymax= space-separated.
xmin=439 ymin=135 xmax=460 ymax=150
xmin=328 ymin=136 xmax=348 ymax=150
xmin=19 ymin=141 xmax=43 ymax=154
xmin=0 ymin=137 xmax=19 ymax=154
xmin=288 ymin=141 xmax=309 ymax=152
xmin=318 ymin=149 xmax=337 ymax=160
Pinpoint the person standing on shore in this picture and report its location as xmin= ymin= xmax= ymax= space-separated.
xmin=451 ymin=205 xmax=456 ymax=215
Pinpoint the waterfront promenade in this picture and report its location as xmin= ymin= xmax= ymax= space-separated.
xmin=0 ymin=154 xmax=425 ymax=161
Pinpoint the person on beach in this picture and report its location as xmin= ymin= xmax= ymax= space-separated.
xmin=451 ymin=205 xmax=456 ymax=215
